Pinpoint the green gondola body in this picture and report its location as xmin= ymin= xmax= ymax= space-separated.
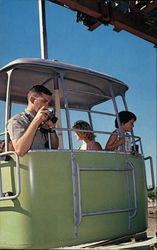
xmin=0 ymin=57 xmax=153 ymax=249
xmin=0 ymin=151 xmax=147 ymax=249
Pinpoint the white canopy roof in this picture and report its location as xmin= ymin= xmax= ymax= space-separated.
xmin=0 ymin=58 xmax=128 ymax=109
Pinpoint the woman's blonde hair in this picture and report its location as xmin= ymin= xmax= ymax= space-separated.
xmin=73 ymin=120 xmax=95 ymax=141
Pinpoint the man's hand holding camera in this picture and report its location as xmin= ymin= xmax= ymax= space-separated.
xmin=34 ymin=106 xmax=49 ymax=125
xmin=36 ymin=106 xmax=59 ymax=149
xmin=38 ymin=106 xmax=58 ymax=131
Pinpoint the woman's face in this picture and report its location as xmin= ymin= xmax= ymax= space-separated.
xmin=122 ymin=119 xmax=135 ymax=132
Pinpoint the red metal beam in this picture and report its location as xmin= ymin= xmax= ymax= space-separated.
xmin=110 ymin=8 xmax=157 ymax=45
xmin=49 ymin=0 xmax=102 ymax=18
xmin=48 ymin=0 xmax=157 ymax=45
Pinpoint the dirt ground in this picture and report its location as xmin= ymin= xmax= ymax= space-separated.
xmin=147 ymin=202 xmax=157 ymax=238
xmin=147 ymin=217 xmax=156 ymax=237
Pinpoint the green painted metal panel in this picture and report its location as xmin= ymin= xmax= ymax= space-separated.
xmin=0 ymin=151 xmax=147 ymax=249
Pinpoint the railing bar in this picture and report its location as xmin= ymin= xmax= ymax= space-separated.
xmin=68 ymin=108 xmax=116 ymax=117
xmin=0 ymin=167 xmax=3 ymax=197
xmin=54 ymin=127 xmax=112 ymax=135
xmin=56 ymin=128 xmax=136 ymax=138
xmin=139 ymin=138 xmax=144 ymax=155
xmin=123 ymin=154 xmax=131 ymax=230
xmin=79 ymin=167 xmax=133 ymax=171
xmin=76 ymin=160 xmax=82 ymax=225
xmin=0 ymin=132 xmax=5 ymax=136
xmin=46 ymin=127 xmax=141 ymax=144
xmin=129 ymin=165 xmax=137 ymax=219
xmin=0 ymin=151 xmax=21 ymax=201
xmin=54 ymin=127 xmax=140 ymax=140
xmin=82 ymin=207 xmax=136 ymax=217
xmin=5 ymin=70 xmax=13 ymax=151
xmin=71 ymin=152 xmax=79 ymax=237
xmin=144 ymin=156 xmax=155 ymax=191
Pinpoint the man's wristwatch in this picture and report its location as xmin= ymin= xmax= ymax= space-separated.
xmin=39 ymin=126 xmax=55 ymax=134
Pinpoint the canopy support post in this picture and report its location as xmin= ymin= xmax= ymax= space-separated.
xmin=5 ymin=70 xmax=13 ymax=152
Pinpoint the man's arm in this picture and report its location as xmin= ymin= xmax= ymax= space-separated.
xmin=10 ymin=107 xmax=49 ymax=156
xmin=105 ymin=130 xmax=125 ymax=151
xmin=12 ymin=117 xmax=41 ymax=156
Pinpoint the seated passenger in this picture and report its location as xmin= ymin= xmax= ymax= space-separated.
xmin=73 ymin=120 xmax=102 ymax=150
xmin=105 ymin=111 xmax=138 ymax=154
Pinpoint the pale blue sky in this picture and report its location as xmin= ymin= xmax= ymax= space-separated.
xmin=0 ymin=0 xmax=156 ymax=184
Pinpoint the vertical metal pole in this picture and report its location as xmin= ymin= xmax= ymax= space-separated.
xmin=0 ymin=69 xmax=12 ymax=197
xmin=38 ymin=0 xmax=48 ymax=59
xmin=54 ymin=77 xmax=64 ymax=149
xmin=121 ymin=93 xmax=136 ymax=151
xmin=121 ymin=93 xmax=128 ymax=111
xmin=108 ymin=84 xmax=123 ymax=136
xmin=48 ymin=133 xmax=52 ymax=149
xmin=120 ymin=93 xmax=132 ymax=227
xmin=88 ymin=109 xmax=93 ymax=129
xmin=0 ymin=165 xmax=2 ymax=197
xmin=60 ymin=73 xmax=73 ymax=150
xmin=5 ymin=70 xmax=13 ymax=151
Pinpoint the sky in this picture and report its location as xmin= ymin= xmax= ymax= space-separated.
xmin=0 ymin=0 xmax=156 ymax=185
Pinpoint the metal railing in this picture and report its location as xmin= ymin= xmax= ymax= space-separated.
xmin=0 ymin=151 xmax=21 ymax=201
xmin=71 ymin=152 xmax=137 ymax=237
xmin=144 ymin=156 xmax=155 ymax=191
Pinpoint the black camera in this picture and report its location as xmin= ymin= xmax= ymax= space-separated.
xmin=48 ymin=111 xmax=58 ymax=124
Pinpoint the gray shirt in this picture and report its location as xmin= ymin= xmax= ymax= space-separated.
xmin=7 ymin=109 xmax=49 ymax=150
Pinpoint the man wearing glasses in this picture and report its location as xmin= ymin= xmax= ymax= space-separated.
xmin=7 ymin=85 xmax=59 ymax=156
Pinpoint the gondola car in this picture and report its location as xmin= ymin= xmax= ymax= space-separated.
xmin=0 ymin=58 xmax=155 ymax=249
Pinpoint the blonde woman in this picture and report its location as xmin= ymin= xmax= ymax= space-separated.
xmin=73 ymin=120 xmax=102 ymax=150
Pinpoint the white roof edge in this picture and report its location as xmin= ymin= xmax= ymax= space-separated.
xmin=0 ymin=57 xmax=128 ymax=88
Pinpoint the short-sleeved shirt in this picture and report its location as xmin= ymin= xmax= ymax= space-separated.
xmin=7 ymin=109 xmax=49 ymax=150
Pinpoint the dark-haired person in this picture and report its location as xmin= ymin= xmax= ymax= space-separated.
xmin=73 ymin=120 xmax=102 ymax=150
xmin=105 ymin=111 xmax=137 ymax=153
xmin=7 ymin=85 xmax=58 ymax=156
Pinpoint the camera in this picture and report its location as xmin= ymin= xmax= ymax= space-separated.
xmin=48 ymin=111 xmax=58 ymax=123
